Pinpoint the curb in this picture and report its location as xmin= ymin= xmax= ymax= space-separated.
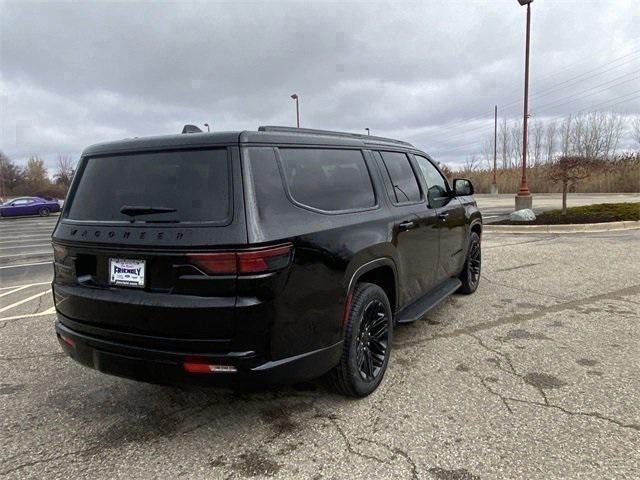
xmin=484 ymin=220 xmax=640 ymax=234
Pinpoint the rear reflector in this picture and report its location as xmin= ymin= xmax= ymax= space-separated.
xmin=58 ymin=333 xmax=75 ymax=347
xmin=187 ymin=244 xmax=292 ymax=275
xmin=183 ymin=361 xmax=237 ymax=374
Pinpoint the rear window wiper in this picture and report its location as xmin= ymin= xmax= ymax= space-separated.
xmin=120 ymin=205 xmax=177 ymax=217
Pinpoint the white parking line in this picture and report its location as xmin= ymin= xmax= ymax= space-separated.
xmin=0 ymin=281 xmax=51 ymax=291
xmin=0 ymin=236 xmax=51 ymax=245
xmin=0 ymin=285 xmax=33 ymax=298
xmin=0 ymin=229 xmax=54 ymax=235
xmin=0 ymin=306 xmax=56 ymax=322
xmin=0 ymin=290 xmax=50 ymax=313
xmin=0 ymin=244 xmax=51 ymax=250
xmin=0 ymin=251 xmax=52 ymax=259
xmin=0 ymin=233 xmax=53 ymax=239
xmin=0 ymin=261 xmax=52 ymax=270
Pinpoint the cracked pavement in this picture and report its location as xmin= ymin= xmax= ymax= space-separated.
xmin=1 ymin=228 xmax=639 ymax=479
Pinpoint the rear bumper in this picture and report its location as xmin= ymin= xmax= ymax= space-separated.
xmin=55 ymin=319 xmax=342 ymax=387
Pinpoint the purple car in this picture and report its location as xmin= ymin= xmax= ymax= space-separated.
xmin=0 ymin=196 xmax=61 ymax=217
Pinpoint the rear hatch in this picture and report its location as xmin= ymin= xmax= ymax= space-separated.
xmin=52 ymin=146 xmax=249 ymax=350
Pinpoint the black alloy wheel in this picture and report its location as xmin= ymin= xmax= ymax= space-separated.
xmin=458 ymin=231 xmax=481 ymax=294
xmin=356 ymin=299 xmax=389 ymax=381
xmin=327 ymin=282 xmax=393 ymax=397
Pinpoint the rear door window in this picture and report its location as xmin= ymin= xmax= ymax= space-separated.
xmin=278 ymin=148 xmax=376 ymax=212
xmin=67 ymin=149 xmax=231 ymax=223
xmin=379 ymin=151 xmax=422 ymax=204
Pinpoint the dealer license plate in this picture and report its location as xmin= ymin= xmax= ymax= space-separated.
xmin=109 ymin=258 xmax=145 ymax=288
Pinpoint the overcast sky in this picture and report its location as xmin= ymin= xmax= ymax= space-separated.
xmin=1 ymin=0 xmax=638 ymax=170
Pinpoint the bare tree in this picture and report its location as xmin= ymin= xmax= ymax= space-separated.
xmin=463 ymin=154 xmax=480 ymax=173
xmin=480 ymin=139 xmax=493 ymax=171
xmin=633 ymin=117 xmax=640 ymax=149
xmin=544 ymin=120 xmax=557 ymax=164
xmin=498 ymin=117 xmax=511 ymax=169
xmin=54 ymin=154 xmax=76 ymax=191
xmin=510 ymin=121 xmax=523 ymax=169
xmin=530 ymin=119 xmax=544 ymax=166
xmin=559 ymin=115 xmax=573 ymax=157
xmin=546 ymin=156 xmax=608 ymax=214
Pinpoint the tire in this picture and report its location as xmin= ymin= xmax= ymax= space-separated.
xmin=457 ymin=231 xmax=481 ymax=294
xmin=38 ymin=207 xmax=50 ymax=217
xmin=327 ymin=282 xmax=393 ymax=397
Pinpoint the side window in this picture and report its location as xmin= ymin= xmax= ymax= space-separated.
xmin=379 ymin=151 xmax=422 ymax=204
xmin=279 ymin=148 xmax=376 ymax=212
xmin=13 ymin=199 xmax=30 ymax=205
xmin=415 ymin=155 xmax=449 ymax=207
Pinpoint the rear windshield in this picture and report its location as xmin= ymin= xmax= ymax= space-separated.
xmin=67 ymin=149 xmax=230 ymax=223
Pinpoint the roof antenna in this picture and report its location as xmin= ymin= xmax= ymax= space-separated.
xmin=181 ymin=124 xmax=203 ymax=134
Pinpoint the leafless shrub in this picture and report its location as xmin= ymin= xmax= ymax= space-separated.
xmin=545 ymin=156 xmax=608 ymax=214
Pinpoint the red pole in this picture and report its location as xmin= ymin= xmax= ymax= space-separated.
xmin=515 ymin=2 xmax=533 ymax=209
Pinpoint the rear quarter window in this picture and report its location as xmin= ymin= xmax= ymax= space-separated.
xmin=278 ymin=148 xmax=376 ymax=213
xmin=67 ymin=149 xmax=231 ymax=223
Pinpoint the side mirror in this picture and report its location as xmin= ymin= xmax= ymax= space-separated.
xmin=453 ymin=178 xmax=474 ymax=196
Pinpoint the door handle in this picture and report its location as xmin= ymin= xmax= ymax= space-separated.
xmin=398 ymin=220 xmax=416 ymax=231
xmin=438 ymin=212 xmax=449 ymax=221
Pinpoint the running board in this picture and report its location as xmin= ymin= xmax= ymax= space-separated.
xmin=395 ymin=278 xmax=462 ymax=324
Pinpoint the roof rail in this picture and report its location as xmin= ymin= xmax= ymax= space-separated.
xmin=257 ymin=126 xmax=414 ymax=147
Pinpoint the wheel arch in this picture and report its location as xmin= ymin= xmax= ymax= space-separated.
xmin=470 ymin=220 xmax=482 ymax=238
xmin=346 ymin=258 xmax=398 ymax=315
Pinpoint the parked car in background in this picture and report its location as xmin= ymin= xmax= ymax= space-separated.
xmin=0 ymin=196 xmax=61 ymax=217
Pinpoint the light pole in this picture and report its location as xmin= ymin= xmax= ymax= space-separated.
xmin=365 ymin=128 xmax=370 ymax=136
xmin=204 ymin=123 xmax=210 ymax=132
xmin=491 ymin=105 xmax=498 ymax=195
xmin=515 ymin=0 xmax=533 ymax=210
xmin=291 ymin=94 xmax=300 ymax=128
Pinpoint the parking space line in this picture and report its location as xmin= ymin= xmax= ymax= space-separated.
xmin=0 ymin=281 xmax=51 ymax=291
xmin=0 ymin=261 xmax=52 ymax=270
xmin=0 ymin=290 xmax=50 ymax=313
xmin=0 ymin=251 xmax=52 ymax=259
xmin=0 ymin=230 xmax=54 ymax=235
xmin=0 ymin=237 xmax=51 ymax=245
xmin=0 ymin=233 xmax=54 ymax=239
xmin=0 ymin=285 xmax=33 ymax=298
xmin=0 ymin=306 xmax=56 ymax=323
xmin=0 ymin=244 xmax=51 ymax=250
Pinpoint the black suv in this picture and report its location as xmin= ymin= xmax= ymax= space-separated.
xmin=52 ymin=126 xmax=482 ymax=397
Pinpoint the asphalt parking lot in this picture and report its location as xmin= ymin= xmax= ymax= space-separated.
xmin=1 ymin=215 xmax=639 ymax=479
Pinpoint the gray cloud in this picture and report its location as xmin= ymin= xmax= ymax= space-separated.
xmin=1 ymin=0 xmax=638 ymax=170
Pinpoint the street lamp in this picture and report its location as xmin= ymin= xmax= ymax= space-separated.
xmin=365 ymin=128 xmax=371 ymax=136
xmin=204 ymin=123 xmax=210 ymax=132
xmin=515 ymin=0 xmax=533 ymax=210
xmin=290 ymin=94 xmax=300 ymax=128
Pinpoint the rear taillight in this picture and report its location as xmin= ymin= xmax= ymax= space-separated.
xmin=187 ymin=244 xmax=292 ymax=275
xmin=237 ymin=244 xmax=292 ymax=273
xmin=186 ymin=252 xmax=237 ymax=275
